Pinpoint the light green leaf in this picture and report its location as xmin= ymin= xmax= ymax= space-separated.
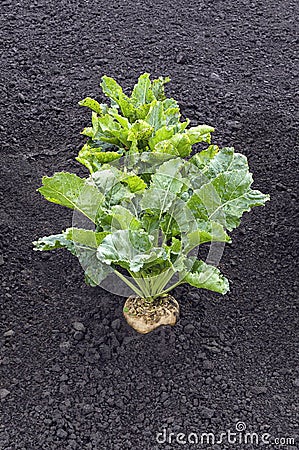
xmin=97 ymin=230 xmax=164 ymax=272
xmin=186 ymin=124 xmax=214 ymax=145
xmin=148 ymin=126 xmax=176 ymax=150
xmin=187 ymin=170 xmax=270 ymax=230
xmin=101 ymin=205 xmax=141 ymax=231
xmin=183 ymin=260 xmax=229 ymax=294
xmin=78 ymin=97 xmax=105 ymax=115
xmin=65 ymin=228 xmax=109 ymax=248
xmin=145 ymin=100 xmax=165 ymax=131
xmin=151 ymin=76 xmax=170 ymax=100
xmin=38 ymin=172 xmax=104 ymax=222
xmin=100 ymin=76 xmax=123 ymax=102
xmin=131 ymin=73 xmax=155 ymax=106
xmin=122 ymin=174 xmax=147 ymax=192
xmin=127 ymin=120 xmax=154 ymax=142
xmin=33 ymin=232 xmax=75 ymax=254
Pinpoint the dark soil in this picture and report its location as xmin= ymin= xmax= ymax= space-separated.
xmin=0 ymin=0 xmax=298 ymax=449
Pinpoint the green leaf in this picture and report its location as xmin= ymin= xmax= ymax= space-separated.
xmin=131 ymin=73 xmax=155 ymax=106
xmin=100 ymin=76 xmax=124 ymax=102
xmin=127 ymin=120 xmax=154 ymax=142
xmin=170 ymin=133 xmax=192 ymax=157
xmin=190 ymin=146 xmax=248 ymax=178
xmin=185 ymin=221 xmax=231 ymax=251
xmin=97 ymin=230 xmax=165 ymax=272
xmin=151 ymin=76 xmax=170 ymax=100
xmin=183 ymin=260 xmax=229 ymax=294
xmin=38 ymin=172 xmax=105 ymax=222
xmin=33 ymin=232 xmax=75 ymax=254
xmin=186 ymin=124 xmax=214 ymax=145
xmin=101 ymin=205 xmax=141 ymax=231
xmin=187 ymin=170 xmax=270 ymax=231
xmin=148 ymin=126 xmax=176 ymax=150
xmin=78 ymin=97 xmax=105 ymax=115
xmin=65 ymin=228 xmax=109 ymax=248
xmin=122 ymin=174 xmax=147 ymax=192
xmin=91 ymin=168 xmax=134 ymax=207
xmin=145 ymin=100 xmax=165 ymax=131
xmin=76 ymin=146 xmax=122 ymax=172
xmin=77 ymin=246 xmax=113 ymax=285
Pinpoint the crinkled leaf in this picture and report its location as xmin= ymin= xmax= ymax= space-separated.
xmin=190 ymin=146 xmax=248 ymax=178
xmin=101 ymin=205 xmax=141 ymax=231
xmin=78 ymin=97 xmax=105 ymax=115
xmin=151 ymin=76 xmax=170 ymax=100
xmin=127 ymin=120 xmax=154 ymax=142
xmin=131 ymin=73 xmax=155 ymax=106
xmin=97 ymin=230 xmax=164 ymax=272
xmin=145 ymin=100 xmax=165 ymax=131
xmin=187 ymin=169 xmax=270 ymax=231
xmin=38 ymin=172 xmax=104 ymax=223
xmin=183 ymin=260 xmax=229 ymax=294
xmin=122 ymin=174 xmax=147 ymax=192
xmin=65 ymin=228 xmax=109 ymax=248
xmin=186 ymin=124 xmax=214 ymax=145
xmin=33 ymin=232 xmax=75 ymax=254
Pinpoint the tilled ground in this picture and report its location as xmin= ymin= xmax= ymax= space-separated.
xmin=0 ymin=0 xmax=298 ymax=449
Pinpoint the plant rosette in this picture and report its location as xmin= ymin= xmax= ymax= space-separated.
xmin=123 ymin=294 xmax=179 ymax=334
xmin=33 ymin=73 xmax=270 ymax=335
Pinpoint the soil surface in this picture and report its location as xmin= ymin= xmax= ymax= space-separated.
xmin=0 ymin=0 xmax=298 ymax=449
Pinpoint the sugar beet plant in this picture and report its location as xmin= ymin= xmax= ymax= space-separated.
xmin=33 ymin=74 xmax=269 ymax=333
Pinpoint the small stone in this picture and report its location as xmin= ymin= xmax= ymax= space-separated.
xmin=200 ymin=406 xmax=214 ymax=419
xmin=202 ymin=360 xmax=214 ymax=370
xmin=184 ymin=324 xmax=195 ymax=334
xmin=72 ymin=321 xmax=86 ymax=332
xmin=0 ymin=388 xmax=10 ymax=400
xmin=59 ymin=341 xmax=71 ymax=352
xmin=111 ymin=319 xmax=120 ymax=331
xmin=210 ymin=72 xmax=223 ymax=82
xmin=293 ymin=378 xmax=299 ymax=387
xmin=3 ymin=330 xmax=14 ymax=337
xmin=73 ymin=331 xmax=85 ymax=341
xmin=56 ymin=428 xmax=68 ymax=439
xmin=276 ymin=182 xmax=287 ymax=191
xmin=18 ymin=92 xmax=25 ymax=102
xmin=226 ymin=120 xmax=242 ymax=130
xmin=0 ymin=255 xmax=4 ymax=265
xmin=251 ymin=385 xmax=267 ymax=395
xmin=176 ymin=53 xmax=187 ymax=64
xmin=99 ymin=344 xmax=111 ymax=360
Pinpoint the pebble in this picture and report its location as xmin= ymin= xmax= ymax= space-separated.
xmin=74 ymin=331 xmax=85 ymax=341
xmin=226 ymin=120 xmax=242 ymax=130
xmin=0 ymin=255 xmax=4 ymax=265
xmin=200 ymin=406 xmax=215 ymax=418
xmin=111 ymin=318 xmax=120 ymax=331
xmin=293 ymin=378 xmax=299 ymax=387
xmin=3 ymin=330 xmax=14 ymax=337
xmin=72 ymin=322 xmax=86 ymax=332
xmin=176 ymin=53 xmax=187 ymax=64
xmin=251 ymin=385 xmax=268 ymax=395
xmin=184 ymin=324 xmax=195 ymax=334
xmin=210 ymin=72 xmax=223 ymax=82
xmin=0 ymin=388 xmax=10 ymax=400
xmin=57 ymin=428 xmax=68 ymax=439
